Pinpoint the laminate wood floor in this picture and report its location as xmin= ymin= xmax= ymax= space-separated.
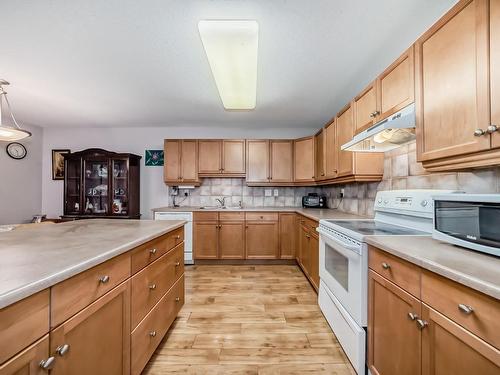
xmin=143 ymin=265 xmax=355 ymax=375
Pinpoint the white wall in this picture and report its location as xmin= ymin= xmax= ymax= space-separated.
xmin=41 ymin=126 xmax=314 ymax=219
xmin=0 ymin=124 xmax=43 ymax=224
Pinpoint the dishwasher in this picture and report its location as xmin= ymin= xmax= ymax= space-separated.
xmin=154 ymin=211 xmax=193 ymax=264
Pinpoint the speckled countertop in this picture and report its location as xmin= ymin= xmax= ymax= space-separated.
xmin=366 ymin=236 xmax=500 ymax=300
xmin=151 ymin=206 xmax=365 ymax=221
xmin=0 ymin=219 xmax=185 ymax=309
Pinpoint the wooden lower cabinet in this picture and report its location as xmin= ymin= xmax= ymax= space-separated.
xmin=368 ymin=270 xmax=421 ymax=375
xmin=245 ymin=222 xmax=279 ymax=259
xmin=219 ymin=221 xmax=245 ymax=259
xmin=193 ymin=220 xmax=218 ymax=259
xmin=309 ymin=231 xmax=319 ymax=290
xmin=298 ymin=224 xmax=311 ymax=275
xmin=279 ymin=213 xmax=296 ymax=259
xmin=49 ymin=281 xmax=131 ymax=375
xmin=296 ymin=216 xmax=319 ymax=292
xmin=0 ymin=335 xmax=50 ymax=375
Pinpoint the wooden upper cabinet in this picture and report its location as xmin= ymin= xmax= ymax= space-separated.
xmin=490 ymin=0 xmax=500 ymax=149
xmin=294 ymin=136 xmax=315 ymax=182
xmin=270 ymin=140 xmax=293 ymax=183
xmin=336 ymin=104 xmax=355 ymax=177
xmin=368 ymin=270 xmax=421 ymax=375
xmin=164 ymin=139 xmax=181 ymax=182
xmin=377 ymin=45 xmax=415 ymax=120
xmin=354 ymin=82 xmax=378 ymax=134
xmin=314 ymin=130 xmax=326 ymax=180
xmin=222 ymin=140 xmax=245 ymax=175
xmin=246 ymin=140 xmax=270 ymax=183
xmin=164 ymin=140 xmax=198 ymax=184
xmin=416 ymin=0 xmax=490 ymax=162
xmin=324 ymin=119 xmax=338 ymax=179
xmin=180 ymin=140 xmax=198 ymax=183
xmin=198 ymin=140 xmax=221 ymax=175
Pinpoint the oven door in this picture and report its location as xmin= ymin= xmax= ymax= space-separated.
xmin=318 ymin=228 xmax=367 ymax=326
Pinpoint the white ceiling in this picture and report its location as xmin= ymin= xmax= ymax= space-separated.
xmin=0 ymin=0 xmax=457 ymax=129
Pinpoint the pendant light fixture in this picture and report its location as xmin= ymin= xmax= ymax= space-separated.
xmin=0 ymin=80 xmax=31 ymax=141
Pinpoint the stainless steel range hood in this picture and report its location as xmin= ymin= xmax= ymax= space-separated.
xmin=341 ymin=103 xmax=416 ymax=152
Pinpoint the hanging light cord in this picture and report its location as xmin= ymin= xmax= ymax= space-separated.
xmin=0 ymin=86 xmax=23 ymax=130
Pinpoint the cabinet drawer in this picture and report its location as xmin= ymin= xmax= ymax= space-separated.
xmin=131 ymin=243 xmax=184 ymax=328
xmin=194 ymin=211 xmax=218 ymax=221
xmin=369 ymin=246 xmax=421 ymax=298
xmin=297 ymin=215 xmax=318 ymax=230
xmin=0 ymin=290 xmax=49 ymax=364
xmin=131 ymin=227 xmax=184 ymax=274
xmin=51 ymin=253 xmax=131 ymax=328
xmin=219 ymin=211 xmax=245 ymax=221
xmin=131 ymin=276 xmax=184 ymax=375
xmin=0 ymin=335 xmax=49 ymax=375
xmin=422 ymin=270 xmax=500 ymax=349
xmin=245 ymin=212 xmax=279 ymax=221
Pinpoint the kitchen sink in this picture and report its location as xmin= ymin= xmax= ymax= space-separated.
xmin=198 ymin=206 xmax=243 ymax=210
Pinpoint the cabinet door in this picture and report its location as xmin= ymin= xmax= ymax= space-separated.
xmin=181 ymin=140 xmax=198 ymax=182
xmin=416 ymin=0 xmax=490 ymax=161
xmin=198 ymin=140 xmax=221 ymax=175
xmin=309 ymin=231 xmax=319 ymax=290
xmin=193 ymin=221 xmax=218 ymax=259
xmin=368 ymin=270 xmax=421 ymax=375
xmin=0 ymin=336 xmax=50 ymax=375
xmin=219 ymin=221 xmax=245 ymax=259
xmin=325 ymin=119 xmax=338 ymax=179
xmin=299 ymin=225 xmax=311 ymax=276
xmin=246 ymin=140 xmax=270 ymax=183
xmin=50 ymin=281 xmax=131 ymax=375
xmin=421 ymin=304 xmax=500 ymax=375
xmin=336 ymin=104 xmax=355 ymax=177
xmin=164 ymin=140 xmax=181 ymax=182
xmin=315 ymin=130 xmax=326 ymax=180
xmin=279 ymin=213 xmax=296 ymax=259
xmin=354 ymin=82 xmax=377 ymax=133
xmin=491 ymin=0 xmax=500 ymax=149
xmin=294 ymin=137 xmax=315 ymax=182
xmin=270 ymin=140 xmax=293 ymax=182
xmin=245 ymin=222 xmax=279 ymax=259
xmin=378 ymin=46 xmax=415 ymax=119
xmin=222 ymin=140 xmax=246 ymax=175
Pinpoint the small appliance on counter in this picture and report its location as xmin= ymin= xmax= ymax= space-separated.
xmin=433 ymin=193 xmax=500 ymax=257
xmin=302 ymin=193 xmax=327 ymax=208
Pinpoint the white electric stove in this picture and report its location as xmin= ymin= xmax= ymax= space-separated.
xmin=317 ymin=189 xmax=460 ymax=375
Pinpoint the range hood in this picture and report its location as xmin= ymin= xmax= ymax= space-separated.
xmin=341 ymin=103 xmax=416 ymax=152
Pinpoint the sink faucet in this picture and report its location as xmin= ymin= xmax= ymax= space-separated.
xmin=215 ymin=197 xmax=226 ymax=208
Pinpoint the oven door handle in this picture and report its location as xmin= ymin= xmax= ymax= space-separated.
xmin=317 ymin=228 xmax=361 ymax=254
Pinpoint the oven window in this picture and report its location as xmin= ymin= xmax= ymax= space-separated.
xmin=325 ymin=243 xmax=349 ymax=291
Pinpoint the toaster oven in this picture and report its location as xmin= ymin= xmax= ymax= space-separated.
xmin=302 ymin=193 xmax=327 ymax=208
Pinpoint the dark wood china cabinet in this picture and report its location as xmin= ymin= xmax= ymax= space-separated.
xmin=62 ymin=148 xmax=141 ymax=219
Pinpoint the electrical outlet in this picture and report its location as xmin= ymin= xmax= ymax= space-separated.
xmin=273 ymin=189 xmax=279 ymax=197
xmin=340 ymin=188 xmax=345 ymax=198
xmin=265 ymin=189 xmax=272 ymax=197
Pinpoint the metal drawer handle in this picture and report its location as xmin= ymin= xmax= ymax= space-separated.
xmin=408 ymin=312 xmax=418 ymax=321
xmin=381 ymin=262 xmax=391 ymax=270
xmin=39 ymin=357 xmax=56 ymax=370
xmin=56 ymin=344 xmax=70 ymax=356
xmin=458 ymin=304 xmax=474 ymax=315
xmin=149 ymin=330 xmax=157 ymax=337
xmin=99 ymin=275 xmax=110 ymax=284
xmin=175 ymin=261 xmax=181 ymax=267
xmin=416 ymin=319 xmax=428 ymax=330
xmin=149 ymin=284 xmax=157 ymax=290
xmin=150 ymin=248 xmax=157 ymax=255
xmin=175 ymin=235 xmax=181 ymax=240
xmin=175 ymin=297 xmax=180 ymax=302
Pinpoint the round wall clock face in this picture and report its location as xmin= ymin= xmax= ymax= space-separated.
xmin=6 ymin=142 xmax=27 ymax=160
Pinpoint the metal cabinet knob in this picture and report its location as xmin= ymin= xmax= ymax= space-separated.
xmin=149 ymin=330 xmax=157 ymax=337
xmin=416 ymin=319 xmax=428 ymax=330
xmin=39 ymin=357 xmax=56 ymax=370
xmin=175 ymin=261 xmax=181 ymax=267
xmin=149 ymin=284 xmax=156 ymax=290
xmin=56 ymin=344 xmax=70 ymax=356
xmin=381 ymin=262 xmax=391 ymax=270
xmin=408 ymin=312 xmax=418 ymax=321
xmin=487 ymin=125 xmax=499 ymax=134
xmin=150 ymin=248 xmax=157 ymax=255
xmin=458 ymin=303 xmax=474 ymax=315
xmin=474 ymin=129 xmax=486 ymax=136
xmin=175 ymin=297 xmax=180 ymax=302
xmin=175 ymin=235 xmax=181 ymax=240
xmin=99 ymin=275 xmax=110 ymax=284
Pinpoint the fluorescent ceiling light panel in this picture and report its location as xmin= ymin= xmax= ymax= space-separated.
xmin=198 ymin=20 xmax=258 ymax=110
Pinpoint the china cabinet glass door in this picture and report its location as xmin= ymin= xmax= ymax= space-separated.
xmin=65 ymin=159 xmax=81 ymax=214
xmin=111 ymin=159 xmax=129 ymax=216
xmin=83 ymin=159 xmax=110 ymax=215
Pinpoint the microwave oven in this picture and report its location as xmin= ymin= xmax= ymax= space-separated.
xmin=433 ymin=194 xmax=500 ymax=257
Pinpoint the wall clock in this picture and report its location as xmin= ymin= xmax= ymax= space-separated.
xmin=6 ymin=142 xmax=27 ymax=160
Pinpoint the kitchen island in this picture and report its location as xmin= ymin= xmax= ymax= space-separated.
xmin=0 ymin=219 xmax=186 ymax=375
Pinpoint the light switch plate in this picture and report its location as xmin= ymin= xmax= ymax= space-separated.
xmin=265 ymin=189 xmax=272 ymax=197
xmin=273 ymin=189 xmax=279 ymax=197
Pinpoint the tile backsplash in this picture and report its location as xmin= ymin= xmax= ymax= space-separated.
xmin=174 ymin=141 xmax=500 ymax=217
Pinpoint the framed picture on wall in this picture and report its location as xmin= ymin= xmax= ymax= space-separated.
xmin=52 ymin=149 xmax=70 ymax=180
